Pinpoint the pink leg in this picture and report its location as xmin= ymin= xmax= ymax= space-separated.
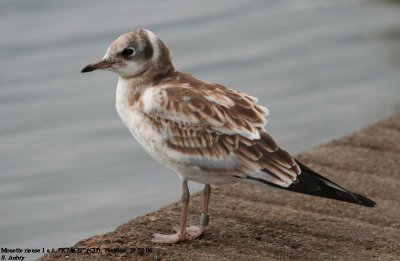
xmin=181 ymin=184 xmax=211 ymax=239
xmin=152 ymin=181 xmax=189 ymax=243
xmin=201 ymin=184 xmax=211 ymax=230
xmin=152 ymin=183 xmax=211 ymax=244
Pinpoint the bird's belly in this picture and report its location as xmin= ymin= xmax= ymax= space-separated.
xmin=115 ymin=104 xmax=182 ymax=169
xmin=116 ymin=100 xmax=235 ymax=184
xmin=118 ymin=108 xmax=171 ymax=165
xmin=177 ymin=168 xmax=236 ymax=184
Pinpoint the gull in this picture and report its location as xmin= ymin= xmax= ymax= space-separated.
xmin=81 ymin=28 xmax=376 ymax=244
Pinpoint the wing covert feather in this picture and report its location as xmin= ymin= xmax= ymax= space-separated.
xmin=141 ymin=72 xmax=300 ymax=187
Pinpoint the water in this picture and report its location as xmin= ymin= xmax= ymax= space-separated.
xmin=1 ymin=0 xmax=399 ymax=259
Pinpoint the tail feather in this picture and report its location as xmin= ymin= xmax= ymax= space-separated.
xmin=246 ymin=160 xmax=376 ymax=207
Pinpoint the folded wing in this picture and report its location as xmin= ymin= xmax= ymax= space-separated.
xmin=141 ymin=75 xmax=301 ymax=187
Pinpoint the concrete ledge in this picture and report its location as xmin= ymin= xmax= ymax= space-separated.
xmin=40 ymin=114 xmax=400 ymax=261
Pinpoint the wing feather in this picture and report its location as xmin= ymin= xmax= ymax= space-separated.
xmin=142 ymin=72 xmax=300 ymax=186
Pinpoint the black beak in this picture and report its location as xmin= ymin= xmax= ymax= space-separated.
xmin=81 ymin=59 xmax=111 ymax=73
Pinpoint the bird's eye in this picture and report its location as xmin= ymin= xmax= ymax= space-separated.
xmin=121 ymin=47 xmax=135 ymax=58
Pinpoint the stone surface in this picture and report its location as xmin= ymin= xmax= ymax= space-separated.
xmin=39 ymin=114 xmax=400 ymax=261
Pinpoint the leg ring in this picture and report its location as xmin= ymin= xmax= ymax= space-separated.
xmin=200 ymin=213 xmax=209 ymax=226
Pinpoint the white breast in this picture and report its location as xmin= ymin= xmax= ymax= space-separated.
xmin=116 ymin=78 xmax=158 ymax=153
xmin=115 ymin=78 xmax=131 ymax=128
xmin=116 ymin=78 xmax=181 ymax=168
xmin=115 ymin=78 xmax=235 ymax=185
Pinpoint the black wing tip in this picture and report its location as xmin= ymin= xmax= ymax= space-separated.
xmin=351 ymin=192 xmax=376 ymax=207
xmin=294 ymin=160 xmax=377 ymax=207
xmin=244 ymin=174 xmax=377 ymax=207
xmin=243 ymin=161 xmax=377 ymax=208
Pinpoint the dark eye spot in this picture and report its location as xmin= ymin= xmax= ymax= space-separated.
xmin=121 ymin=47 xmax=135 ymax=58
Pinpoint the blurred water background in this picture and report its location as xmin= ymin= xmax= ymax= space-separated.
xmin=1 ymin=0 xmax=400 ymax=259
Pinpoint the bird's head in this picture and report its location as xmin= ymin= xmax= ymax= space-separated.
xmin=81 ymin=28 xmax=173 ymax=78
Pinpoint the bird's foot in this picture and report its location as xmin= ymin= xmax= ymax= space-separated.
xmin=151 ymin=232 xmax=182 ymax=244
xmin=181 ymin=225 xmax=206 ymax=239
xmin=152 ymin=225 xmax=206 ymax=244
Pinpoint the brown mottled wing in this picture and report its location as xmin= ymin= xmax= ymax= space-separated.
xmin=142 ymin=81 xmax=300 ymax=187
